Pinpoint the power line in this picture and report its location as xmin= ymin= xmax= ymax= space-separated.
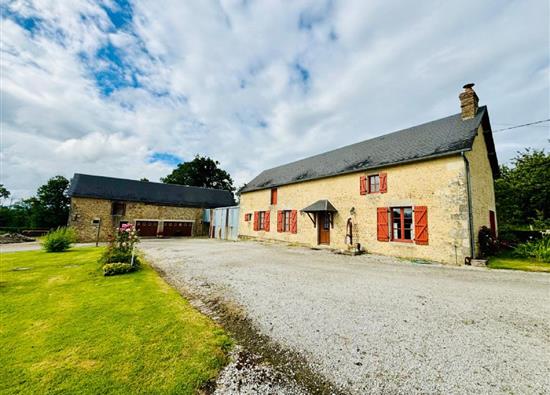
xmin=492 ymin=118 xmax=550 ymax=133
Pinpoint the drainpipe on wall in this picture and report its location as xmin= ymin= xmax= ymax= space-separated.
xmin=462 ymin=152 xmax=475 ymax=262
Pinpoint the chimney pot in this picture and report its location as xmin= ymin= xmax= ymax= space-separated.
xmin=459 ymin=83 xmax=479 ymax=120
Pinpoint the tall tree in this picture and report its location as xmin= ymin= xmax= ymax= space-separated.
xmin=495 ymin=149 xmax=550 ymax=228
xmin=161 ymin=155 xmax=235 ymax=192
xmin=31 ymin=176 xmax=71 ymax=228
xmin=0 ymin=184 xmax=10 ymax=201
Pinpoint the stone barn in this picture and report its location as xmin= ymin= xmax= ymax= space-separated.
xmin=239 ymin=84 xmax=499 ymax=265
xmin=68 ymin=174 xmax=234 ymax=241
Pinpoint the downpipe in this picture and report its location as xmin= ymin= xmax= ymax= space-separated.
xmin=462 ymin=152 xmax=475 ymax=263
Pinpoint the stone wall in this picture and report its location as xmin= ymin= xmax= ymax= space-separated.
xmin=465 ymin=125 xmax=497 ymax=256
xmin=240 ymin=155 xmax=473 ymax=265
xmin=68 ymin=197 xmax=204 ymax=242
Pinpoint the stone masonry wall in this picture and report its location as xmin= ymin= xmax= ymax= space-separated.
xmin=465 ymin=125 xmax=497 ymax=256
xmin=68 ymin=197 xmax=204 ymax=242
xmin=240 ymin=155 xmax=472 ymax=265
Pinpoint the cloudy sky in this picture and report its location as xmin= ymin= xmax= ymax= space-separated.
xmin=1 ymin=0 xmax=549 ymax=200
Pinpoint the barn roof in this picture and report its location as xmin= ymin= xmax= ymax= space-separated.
xmin=241 ymin=106 xmax=498 ymax=193
xmin=68 ymin=173 xmax=235 ymax=208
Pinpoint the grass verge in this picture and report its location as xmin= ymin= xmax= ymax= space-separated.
xmin=0 ymin=247 xmax=232 ymax=394
xmin=488 ymin=252 xmax=550 ymax=273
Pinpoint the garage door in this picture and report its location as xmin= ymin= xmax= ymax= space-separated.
xmin=163 ymin=221 xmax=193 ymax=237
xmin=136 ymin=221 xmax=159 ymax=237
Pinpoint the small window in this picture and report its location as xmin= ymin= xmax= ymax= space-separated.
xmin=111 ymin=201 xmax=126 ymax=216
xmin=283 ymin=210 xmax=291 ymax=232
xmin=323 ymin=213 xmax=331 ymax=230
xmin=258 ymin=211 xmax=266 ymax=230
xmin=391 ymin=207 xmax=413 ymax=241
xmin=245 ymin=213 xmax=252 ymax=222
xmin=369 ymin=175 xmax=380 ymax=193
xmin=270 ymin=188 xmax=278 ymax=205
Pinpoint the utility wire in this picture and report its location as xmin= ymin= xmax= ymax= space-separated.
xmin=492 ymin=118 xmax=550 ymax=133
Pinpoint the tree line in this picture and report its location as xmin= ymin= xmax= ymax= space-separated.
xmin=1 ymin=150 xmax=548 ymax=233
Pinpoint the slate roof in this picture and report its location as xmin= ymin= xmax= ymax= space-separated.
xmin=68 ymin=174 xmax=235 ymax=208
xmin=242 ymin=106 xmax=498 ymax=193
xmin=301 ymin=199 xmax=338 ymax=212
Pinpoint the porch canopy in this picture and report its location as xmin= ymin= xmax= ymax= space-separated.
xmin=301 ymin=199 xmax=337 ymax=227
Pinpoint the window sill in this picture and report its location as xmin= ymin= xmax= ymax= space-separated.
xmin=391 ymin=239 xmax=413 ymax=243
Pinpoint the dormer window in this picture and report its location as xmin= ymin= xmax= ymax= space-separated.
xmin=369 ymin=175 xmax=380 ymax=193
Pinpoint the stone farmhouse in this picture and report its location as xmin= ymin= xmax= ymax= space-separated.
xmin=68 ymin=174 xmax=234 ymax=241
xmin=239 ymin=84 xmax=499 ymax=264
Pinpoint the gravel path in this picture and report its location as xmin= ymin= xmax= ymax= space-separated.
xmin=142 ymin=238 xmax=550 ymax=394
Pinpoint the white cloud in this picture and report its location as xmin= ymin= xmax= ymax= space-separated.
xmin=1 ymin=0 xmax=549 ymax=200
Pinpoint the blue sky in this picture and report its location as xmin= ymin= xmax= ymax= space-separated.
xmin=1 ymin=0 xmax=549 ymax=199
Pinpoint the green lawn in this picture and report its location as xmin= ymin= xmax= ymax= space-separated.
xmin=0 ymin=247 xmax=232 ymax=394
xmin=488 ymin=253 xmax=550 ymax=273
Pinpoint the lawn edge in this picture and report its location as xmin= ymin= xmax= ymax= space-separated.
xmin=147 ymin=258 xmax=344 ymax=395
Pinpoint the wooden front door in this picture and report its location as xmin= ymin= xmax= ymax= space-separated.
xmin=318 ymin=212 xmax=330 ymax=245
xmin=136 ymin=221 xmax=158 ymax=237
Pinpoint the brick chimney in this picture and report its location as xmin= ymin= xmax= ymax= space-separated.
xmin=459 ymin=83 xmax=479 ymax=120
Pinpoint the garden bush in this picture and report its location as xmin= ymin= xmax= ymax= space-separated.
xmin=100 ymin=223 xmax=140 ymax=275
xmin=513 ymin=236 xmax=550 ymax=263
xmin=478 ymin=226 xmax=499 ymax=258
xmin=100 ymin=247 xmax=141 ymax=266
xmin=103 ymin=262 xmax=137 ymax=276
xmin=41 ymin=227 xmax=76 ymax=252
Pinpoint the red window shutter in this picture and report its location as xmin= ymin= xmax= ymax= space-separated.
xmin=271 ymin=188 xmax=277 ymax=205
xmin=379 ymin=172 xmax=387 ymax=193
xmin=414 ymin=206 xmax=428 ymax=245
xmin=290 ymin=210 xmax=298 ymax=234
xmin=277 ymin=210 xmax=283 ymax=232
xmin=377 ymin=207 xmax=389 ymax=241
xmin=253 ymin=212 xmax=259 ymax=231
xmin=360 ymin=176 xmax=367 ymax=195
xmin=264 ymin=211 xmax=270 ymax=232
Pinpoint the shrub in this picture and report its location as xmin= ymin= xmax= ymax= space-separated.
xmin=112 ymin=223 xmax=139 ymax=253
xmin=100 ymin=247 xmax=141 ymax=266
xmin=42 ymin=227 xmax=76 ymax=252
xmin=513 ymin=236 xmax=550 ymax=263
xmin=103 ymin=262 xmax=137 ymax=276
xmin=101 ymin=224 xmax=140 ymax=262
xmin=478 ymin=226 xmax=499 ymax=258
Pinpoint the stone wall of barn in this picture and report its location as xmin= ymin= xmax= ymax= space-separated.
xmin=239 ymin=154 xmax=475 ymax=265
xmin=465 ymin=125 xmax=498 ymax=256
xmin=68 ymin=197 xmax=204 ymax=241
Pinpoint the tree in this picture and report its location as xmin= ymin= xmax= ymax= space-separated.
xmin=495 ymin=149 xmax=550 ymax=229
xmin=31 ymin=176 xmax=71 ymax=228
xmin=161 ymin=155 xmax=235 ymax=192
xmin=140 ymin=178 xmax=149 ymax=182
xmin=0 ymin=184 xmax=10 ymax=201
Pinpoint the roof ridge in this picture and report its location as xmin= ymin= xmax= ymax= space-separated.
xmin=242 ymin=106 xmax=489 ymax=193
xmin=73 ymin=173 xmax=231 ymax=193
xmin=258 ymin=107 xmax=487 ymax=174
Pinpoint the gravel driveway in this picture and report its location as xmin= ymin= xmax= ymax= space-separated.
xmin=141 ymin=238 xmax=550 ymax=394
